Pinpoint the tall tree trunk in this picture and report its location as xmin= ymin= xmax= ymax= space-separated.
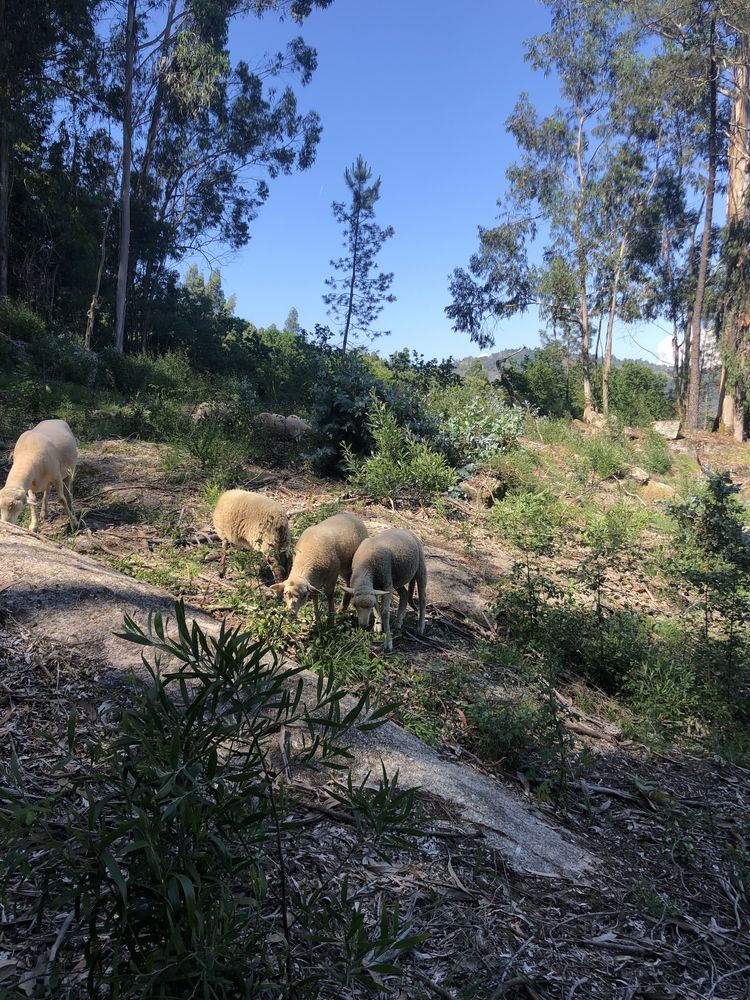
xmin=0 ymin=102 xmax=8 ymax=301
xmin=342 ymin=206 xmax=361 ymax=354
xmin=573 ymin=108 xmax=593 ymax=411
xmin=0 ymin=0 xmax=9 ymax=301
xmin=686 ymin=18 xmax=718 ymax=430
xmin=85 ymin=203 xmax=113 ymax=350
xmin=602 ymin=236 xmax=627 ymax=416
xmin=114 ymin=0 xmax=136 ymax=354
xmin=137 ymin=0 xmax=178 ymax=196
xmin=720 ymin=31 xmax=750 ymax=442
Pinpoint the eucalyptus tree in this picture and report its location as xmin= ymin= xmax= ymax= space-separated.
xmin=323 ymin=155 xmax=395 ymax=353
xmin=446 ymin=0 xmax=639 ymax=413
xmin=714 ymin=5 xmax=750 ymax=439
xmin=0 ymin=0 xmax=100 ymax=301
xmin=110 ymin=0 xmax=333 ymax=353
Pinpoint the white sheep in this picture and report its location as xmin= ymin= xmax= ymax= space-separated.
xmin=212 ymin=489 xmax=291 ymax=582
xmin=253 ymin=412 xmax=313 ymax=440
xmin=191 ymin=401 xmax=230 ymax=424
xmin=271 ymin=511 xmax=368 ymax=624
xmin=0 ymin=419 xmax=78 ymax=532
xmin=344 ymin=528 xmax=427 ymax=652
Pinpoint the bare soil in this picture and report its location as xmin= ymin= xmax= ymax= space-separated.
xmin=1 ymin=433 xmax=749 ymax=998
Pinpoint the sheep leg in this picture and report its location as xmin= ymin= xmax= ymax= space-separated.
xmin=219 ymin=539 xmax=229 ymax=578
xmin=27 ymin=492 xmax=39 ymax=532
xmin=63 ymin=478 xmax=77 ymax=530
xmin=380 ymin=593 xmax=393 ymax=652
xmin=57 ymin=477 xmax=77 ymax=531
xmin=326 ymin=591 xmax=336 ymax=624
xmin=395 ymin=587 xmax=409 ymax=630
xmin=311 ymin=592 xmax=321 ymax=627
xmin=416 ymin=561 xmax=427 ymax=635
xmin=341 ymin=577 xmax=352 ymax=612
xmin=39 ymin=487 xmax=49 ymax=524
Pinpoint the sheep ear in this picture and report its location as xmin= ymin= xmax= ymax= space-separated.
xmin=372 ymin=589 xmax=389 ymax=597
xmin=305 ymin=582 xmax=322 ymax=595
xmin=343 ymin=586 xmax=355 ymax=595
xmin=269 ymin=581 xmax=286 ymax=593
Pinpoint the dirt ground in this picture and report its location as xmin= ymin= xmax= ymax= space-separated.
xmin=1 ymin=434 xmax=750 ymax=998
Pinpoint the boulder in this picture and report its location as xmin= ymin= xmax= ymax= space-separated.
xmin=651 ymin=420 xmax=682 ymax=440
xmin=0 ymin=521 xmax=591 ymax=879
xmin=639 ymin=480 xmax=676 ymax=503
xmin=626 ymin=467 xmax=650 ymax=486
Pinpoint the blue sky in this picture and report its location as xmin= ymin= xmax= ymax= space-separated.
xmin=201 ymin=0 xmax=676 ymax=365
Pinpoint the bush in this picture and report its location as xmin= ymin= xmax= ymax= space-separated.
xmin=311 ymin=354 xmax=438 ymax=476
xmin=640 ymin=430 xmax=673 ymax=476
xmin=580 ymin=434 xmax=632 ymax=479
xmin=0 ymin=299 xmax=46 ymax=342
xmin=443 ymin=397 xmax=525 ymax=464
xmin=0 ymin=604 xmax=423 ymax=997
xmin=29 ymin=333 xmax=100 ymax=386
xmin=608 ymin=361 xmax=674 ymax=426
xmin=345 ymin=400 xmax=457 ymax=504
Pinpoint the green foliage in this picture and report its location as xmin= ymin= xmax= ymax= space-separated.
xmin=608 ymin=362 xmax=675 ymax=425
xmin=311 ymin=353 xmax=438 ymax=476
xmin=640 ymin=429 xmax=673 ymax=475
xmin=345 ymin=400 xmax=457 ymax=504
xmin=490 ymin=488 xmax=567 ymax=555
xmin=30 ymin=333 xmax=100 ymax=385
xmin=0 ymin=603 xmax=421 ymax=997
xmin=443 ymin=397 xmax=525 ymax=464
xmin=485 ymin=448 xmax=543 ymax=497
xmin=0 ymin=300 xmax=46 ymax=342
xmin=323 ymin=155 xmax=395 ymax=349
xmin=580 ymin=433 xmax=632 ymax=479
xmin=297 ymin=623 xmax=387 ymax=686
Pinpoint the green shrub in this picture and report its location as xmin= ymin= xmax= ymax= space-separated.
xmin=311 ymin=353 xmax=437 ymax=476
xmin=608 ymin=361 xmax=674 ymax=425
xmin=0 ymin=300 xmax=46 ymax=342
xmin=345 ymin=400 xmax=457 ymax=503
xmin=640 ymin=430 xmax=673 ymax=475
xmin=490 ymin=488 xmax=566 ymax=553
xmin=485 ymin=448 xmax=543 ymax=497
xmin=0 ymin=604 xmax=422 ymax=997
xmin=581 ymin=434 xmax=632 ymax=479
xmin=443 ymin=397 xmax=525 ymax=463
xmin=29 ymin=333 xmax=100 ymax=385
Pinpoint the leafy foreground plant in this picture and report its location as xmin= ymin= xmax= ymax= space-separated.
xmin=345 ymin=398 xmax=457 ymax=504
xmin=0 ymin=603 xmax=425 ymax=998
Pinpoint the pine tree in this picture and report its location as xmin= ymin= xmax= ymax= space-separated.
xmin=323 ymin=155 xmax=395 ymax=353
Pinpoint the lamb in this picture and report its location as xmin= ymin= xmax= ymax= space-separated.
xmin=212 ymin=489 xmax=291 ymax=582
xmin=271 ymin=512 xmax=368 ymax=624
xmin=344 ymin=528 xmax=427 ymax=652
xmin=252 ymin=412 xmax=313 ymax=440
xmin=0 ymin=419 xmax=78 ymax=532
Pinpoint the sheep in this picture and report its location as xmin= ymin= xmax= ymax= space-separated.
xmin=271 ymin=512 xmax=368 ymax=624
xmin=0 ymin=419 xmax=78 ymax=532
xmin=344 ymin=528 xmax=427 ymax=652
xmin=212 ymin=489 xmax=291 ymax=582
xmin=252 ymin=412 xmax=313 ymax=440
xmin=191 ymin=401 xmax=231 ymax=424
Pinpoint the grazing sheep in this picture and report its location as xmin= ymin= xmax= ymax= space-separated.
xmin=344 ymin=528 xmax=427 ymax=652
xmin=0 ymin=419 xmax=78 ymax=532
xmin=271 ymin=512 xmax=368 ymax=624
xmin=191 ymin=401 xmax=231 ymax=424
xmin=253 ymin=412 xmax=313 ymax=440
xmin=212 ymin=489 xmax=291 ymax=582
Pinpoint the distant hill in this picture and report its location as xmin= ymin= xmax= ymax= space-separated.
xmin=456 ymin=347 xmax=723 ymax=423
xmin=455 ymin=347 xmax=674 ymax=381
